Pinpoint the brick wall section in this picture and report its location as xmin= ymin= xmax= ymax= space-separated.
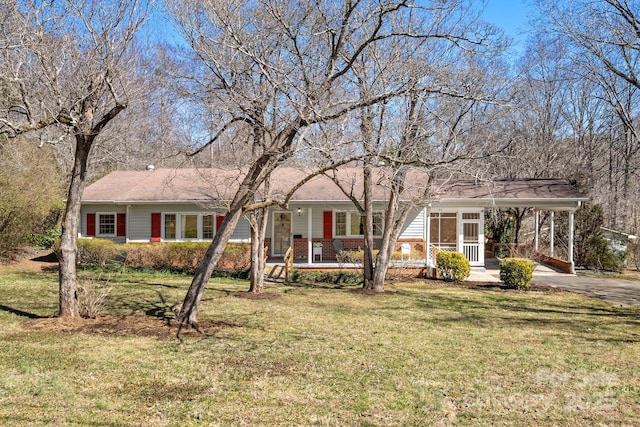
xmin=539 ymin=254 xmax=573 ymax=274
xmin=267 ymin=237 xmax=426 ymax=260
xmin=293 ymin=238 xmax=308 ymax=258
xmin=309 ymin=238 xmax=426 ymax=261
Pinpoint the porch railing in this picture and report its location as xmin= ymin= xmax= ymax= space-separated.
xmin=462 ymin=244 xmax=480 ymax=263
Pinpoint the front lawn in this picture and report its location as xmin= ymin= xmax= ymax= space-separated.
xmin=1 ymin=266 xmax=639 ymax=426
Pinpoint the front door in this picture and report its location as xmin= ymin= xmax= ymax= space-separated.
xmin=460 ymin=212 xmax=483 ymax=266
xmin=273 ymin=212 xmax=292 ymax=256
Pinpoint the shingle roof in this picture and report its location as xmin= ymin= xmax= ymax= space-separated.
xmin=81 ymin=168 xmax=587 ymax=207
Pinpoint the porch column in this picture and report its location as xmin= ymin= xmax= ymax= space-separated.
xmin=425 ymin=206 xmax=431 ymax=266
xmin=308 ymin=207 xmax=313 ymax=264
xmin=549 ymin=211 xmax=555 ymax=258
xmin=568 ymin=210 xmax=575 ymax=274
xmin=534 ymin=210 xmax=539 ymax=252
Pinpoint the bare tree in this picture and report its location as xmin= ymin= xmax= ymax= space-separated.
xmin=542 ymin=0 xmax=640 ymax=90
xmin=537 ymin=0 xmax=640 ymax=231
xmin=166 ymin=0 xmax=500 ymax=326
xmin=0 ymin=1 xmax=149 ymax=317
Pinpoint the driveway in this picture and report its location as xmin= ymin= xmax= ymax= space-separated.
xmin=530 ymin=274 xmax=640 ymax=306
xmin=469 ymin=258 xmax=640 ymax=306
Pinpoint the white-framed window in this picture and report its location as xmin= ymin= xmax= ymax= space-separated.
xmin=429 ymin=211 xmax=457 ymax=248
xmin=335 ymin=211 xmax=383 ymax=237
xmin=163 ymin=213 xmax=216 ymax=240
xmin=97 ymin=213 xmax=116 ymax=237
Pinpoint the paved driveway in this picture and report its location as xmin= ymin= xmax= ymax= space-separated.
xmin=470 ymin=258 xmax=640 ymax=306
xmin=530 ymin=274 xmax=640 ymax=306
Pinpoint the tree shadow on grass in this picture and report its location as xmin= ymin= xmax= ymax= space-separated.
xmin=0 ymin=304 xmax=47 ymax=319
xmin=412 ymin=291 xmax=640 ymax=342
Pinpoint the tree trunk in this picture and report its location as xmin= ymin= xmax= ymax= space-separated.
xmin=178 ymin=206 xmax=244 ymax=325
xmin=361 ymin=162 xmax=375 ymax=289
xmin=178 ymin=155 xmax=280 ymax=325
xmin=248 ymin=207 xmax=268 ymax=293
xmin=58 ymin=135 xmax=93 ymax=318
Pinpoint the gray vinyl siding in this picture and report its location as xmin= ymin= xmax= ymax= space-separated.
xmin=80 ymin=202 xmax=424 ymax=243
xmin=79 ymin=204 xmax=126 ymax=241
xmin=129 ymin=204 xmax=250 ymax=242
xmin=231 ymin=216 xmax=250 ymax=240
xmin=399 ymin=208 xmax=425 ymax=239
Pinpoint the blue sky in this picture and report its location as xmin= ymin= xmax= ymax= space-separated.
xmin=481 ymin=0 xmax=532 ymax=48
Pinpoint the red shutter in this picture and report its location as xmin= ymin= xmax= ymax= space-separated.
xmin=151 ymin=213 xmax=161 ymax=242
xmin=117 ymin=213 xmax=126 ymax=237
xmin=86 ymin=213 xmax=96 ymax=237
xmin=216 ymin=215 xmax=225 ymax=231
xmin=323 ymin=211 xmax=333 ymax=239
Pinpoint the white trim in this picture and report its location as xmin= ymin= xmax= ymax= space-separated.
xmin=161 ymin=212 xmax=217 ymax=242
xmin=458 ymin=208 xmax=484 ymax=267
xmin=550 ymin=211 xmax=555 ymax=258
xmin=126 ymin=205 xmax=131 ymax=243
xmin=333 ymin=210 xmax=384 ymax=238
xmin=96 ymin=212 xmax=117 ymax=237
xmin=307 ymin=207 xmax=313 ymax=263
xmin=569 ymin=211 xmax=575 ymax=274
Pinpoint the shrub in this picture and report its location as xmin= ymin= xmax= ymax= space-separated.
xmin=72 ymin=240 xmax=251 ymax=273
xmin=75 ymin=239 xmax=122 ymax=267
xmin=629 ymin=240 xmax=640 ymax=271
xmin=584 ymin=235 xmax=625 ymax=272
xmin=289 ymin=269 xmax=363 ymax=286
xmin=77 ymin=275 xmax=112 ymax=318
xmin=29 ymin=226 xmax=62 ymax=249
xmin=436 ymin=251 xmax=470 ymax=283
xmin=500 ymin=258 xmax=534 ymax=290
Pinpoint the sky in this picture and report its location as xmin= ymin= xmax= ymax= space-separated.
xmin=481 ymin=0 xmax=533 ymax=51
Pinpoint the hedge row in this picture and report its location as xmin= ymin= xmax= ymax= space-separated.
xmin=289 ymin=269 xmax=363 ymax=286
xmin=72 ymin=239 xmax=250 ymax=273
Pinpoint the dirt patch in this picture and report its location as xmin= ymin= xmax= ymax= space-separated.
xmin=25 ymin=314 xmax=236 ymax=339
xmin=0 ymin=249 xmax=58 ymax=272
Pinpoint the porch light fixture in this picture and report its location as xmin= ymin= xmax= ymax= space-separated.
xmin=297 ymin=208 xmax=302 ymax=216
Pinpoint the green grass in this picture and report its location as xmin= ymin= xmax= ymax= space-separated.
xmin=1 ymin=266 xmax=639 ymax=426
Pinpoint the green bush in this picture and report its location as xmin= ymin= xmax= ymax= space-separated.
xmin=289 ymin=269 xmax=363 ymax=286
xmin=436 ymin=251 xmax=470 ymax=283
xmin=629 ymin=240 xmax=640 ymax=271
xmin=585 ymin=235 xmax=625 ymax=272
xmin=29 ymin=226 xmax=62 ymax=249
xmin=499 ymin=258 xmax=534 ymax=290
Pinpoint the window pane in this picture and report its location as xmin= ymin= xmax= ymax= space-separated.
xmin=373 ymin=213 xmax=383 ymax=236
xmin=463 ymin=222 xmax=478 ymax=243
xmin=462 ymin=212 xmax=480 ymax=220
xmin=350 ymin=213 xmax=363 ymax=236
xmin=203 ymin=215 xmax=214 ymax=239
xmin=165 ymin=214 xmax=176 ymax=239
xmin=335 ymin=212 xmax=346 ymax=236
xmin=440 ymin=218 xmax=456 ymax=243
xmin=182 ymin=215 xmax=198 ymax=239
xmin=98 ymin=214 xmax=115 ymax=235
xmin=430 ymin=213 xmax=456 ymax=246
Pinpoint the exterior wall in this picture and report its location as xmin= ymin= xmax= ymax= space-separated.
xmin=79 ymin=202 xmax=478 ymax=268
xmin=399 ymin=208 xmax=425 ymax=239
xmin=80 ymin=204 xmax=127 ymax=244
xmin=80 ymin=203 xmax=250 ymax=243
